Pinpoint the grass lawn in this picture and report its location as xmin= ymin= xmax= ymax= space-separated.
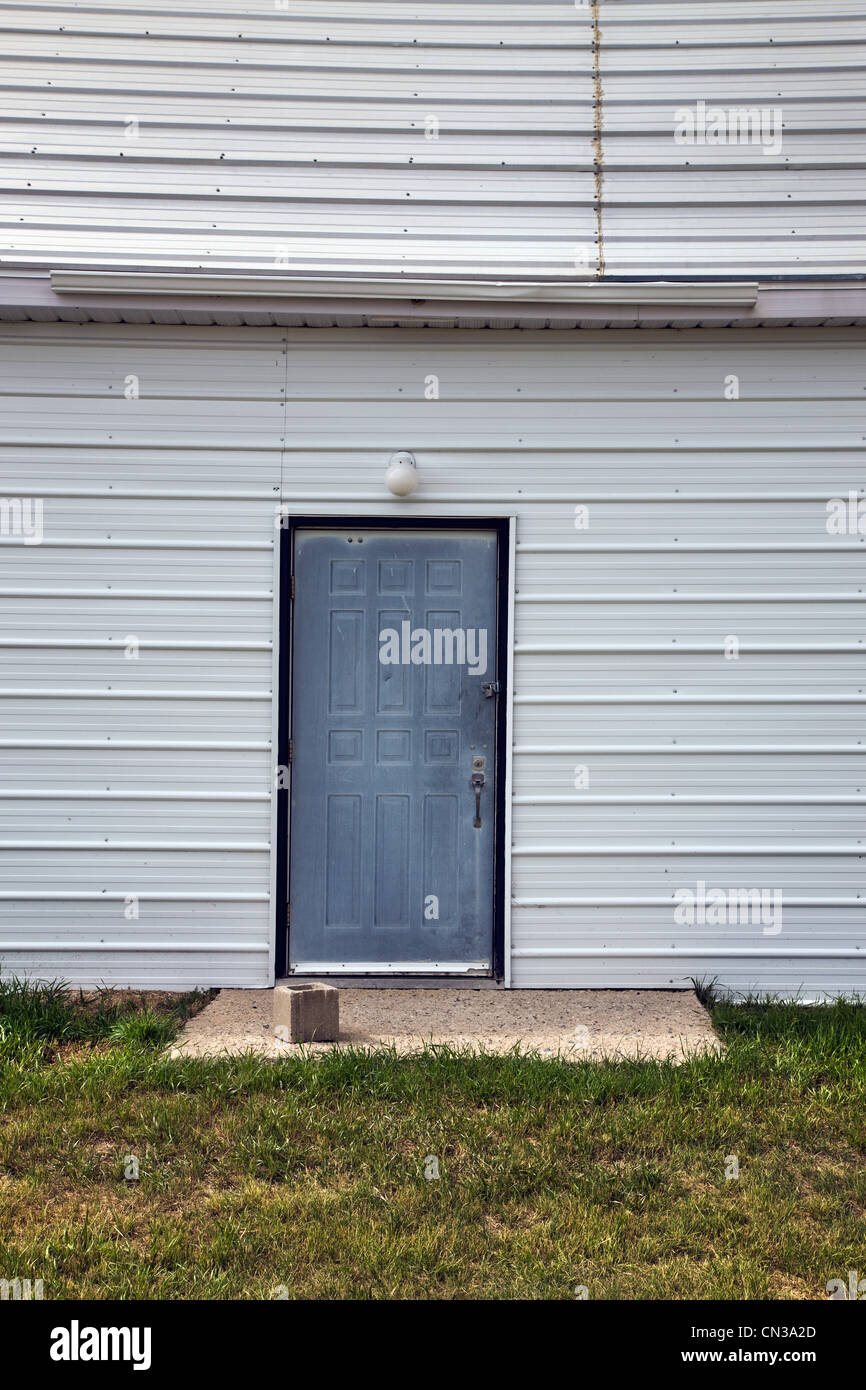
xmin=0 ymin=979 xmax=863 ymax=1300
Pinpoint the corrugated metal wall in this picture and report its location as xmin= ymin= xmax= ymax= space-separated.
xmin=1 ymin=320 xmax=864 ymax=995
xmin=598 ymin=0 xmax=866 ymax=276
xmin=1 ymin=0 xmax=864 ymax=278
xmin=278 ymin=325 xmax=865 ymax=996
xmin=0 ymin=322 xmax=283 ymax=986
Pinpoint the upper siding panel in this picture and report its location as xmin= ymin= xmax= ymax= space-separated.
xmin=0 ymin=0 xmax=594 ymax=277
xmin=597 ymin=0 xmax=866 ymax=275
xmin=0 ymin=0 xmax=864 ymax=277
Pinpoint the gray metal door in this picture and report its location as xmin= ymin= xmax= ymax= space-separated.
xmin=289 ymin=527 xmax=499 ymax=973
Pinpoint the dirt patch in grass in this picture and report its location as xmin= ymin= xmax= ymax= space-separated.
xmin=45 ymin=1039 xmax=115 ymax=1064
xmin=76 ymin=989 xmax=215 ymax=1018
xmin=68 ymin=988 xmax=216 ymax=1032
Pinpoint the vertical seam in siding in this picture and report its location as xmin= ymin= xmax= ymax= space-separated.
xmin=273 ymin=331 xmax=290 ymax=980
xmin=590 ymin=0 xmax=606 ymax=279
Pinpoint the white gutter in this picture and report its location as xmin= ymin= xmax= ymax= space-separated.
xmin=48 ymin=271 xmax=760 ymax=306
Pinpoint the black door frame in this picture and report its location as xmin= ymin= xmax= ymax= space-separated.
xmin=275 ymin=515 xmax=510 ymax=981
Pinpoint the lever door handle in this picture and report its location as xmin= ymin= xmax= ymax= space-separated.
xmin=471 ymin=770 xmax=485 ymax=828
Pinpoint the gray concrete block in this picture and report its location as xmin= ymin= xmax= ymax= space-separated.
xmin=273 ymin=982 xmax=339 ymax=1043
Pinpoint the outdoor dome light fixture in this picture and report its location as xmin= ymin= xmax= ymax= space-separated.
xmin=385 ymin=451 xmax=419 ymax=497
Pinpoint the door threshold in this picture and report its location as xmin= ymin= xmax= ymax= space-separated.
xmin=279 ymin=975 xmax=503 ymax=990
xmin=290 ymin=960 xmax=489 ymax=976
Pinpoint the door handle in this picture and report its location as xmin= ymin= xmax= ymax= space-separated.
xmin=471 ymin=768 xmax=485 ymax=829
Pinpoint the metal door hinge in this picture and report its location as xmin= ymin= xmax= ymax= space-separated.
xmin=291 ymin=574 xmax=295 ymax=600
xmin=288 ymin=739 xmax=293 ymax=763
xmin=286 ymin=903 xmax=291 ymax=926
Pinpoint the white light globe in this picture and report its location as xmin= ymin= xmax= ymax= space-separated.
xmin=385 ymin=451 xmax=419 ymax=497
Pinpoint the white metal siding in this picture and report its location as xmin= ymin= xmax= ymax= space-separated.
xmin=0 ymin=322 xmax=283 ymax=987
xmin=1 ymin=0 xmax=864 ymax=278
xmin=0 ymin=0 xmax=593 ymax=277
xmin=597 ymin=0 xmax=866 ymax=276
xmin=1 ymin=320 xmax=864 ymax=997
xmin=279 ymin=325 xmax=865 ymax=997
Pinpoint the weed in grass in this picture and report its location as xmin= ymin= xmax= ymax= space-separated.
xmin=109 ymin=1011 xmax=177 ymax=1049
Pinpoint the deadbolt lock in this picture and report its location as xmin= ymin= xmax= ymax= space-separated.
xmin=472 ymin=755 xmax=486 ymax=771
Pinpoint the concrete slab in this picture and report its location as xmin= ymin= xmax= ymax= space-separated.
xmin=171 ymin=987 xmax=721 ymax=1062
